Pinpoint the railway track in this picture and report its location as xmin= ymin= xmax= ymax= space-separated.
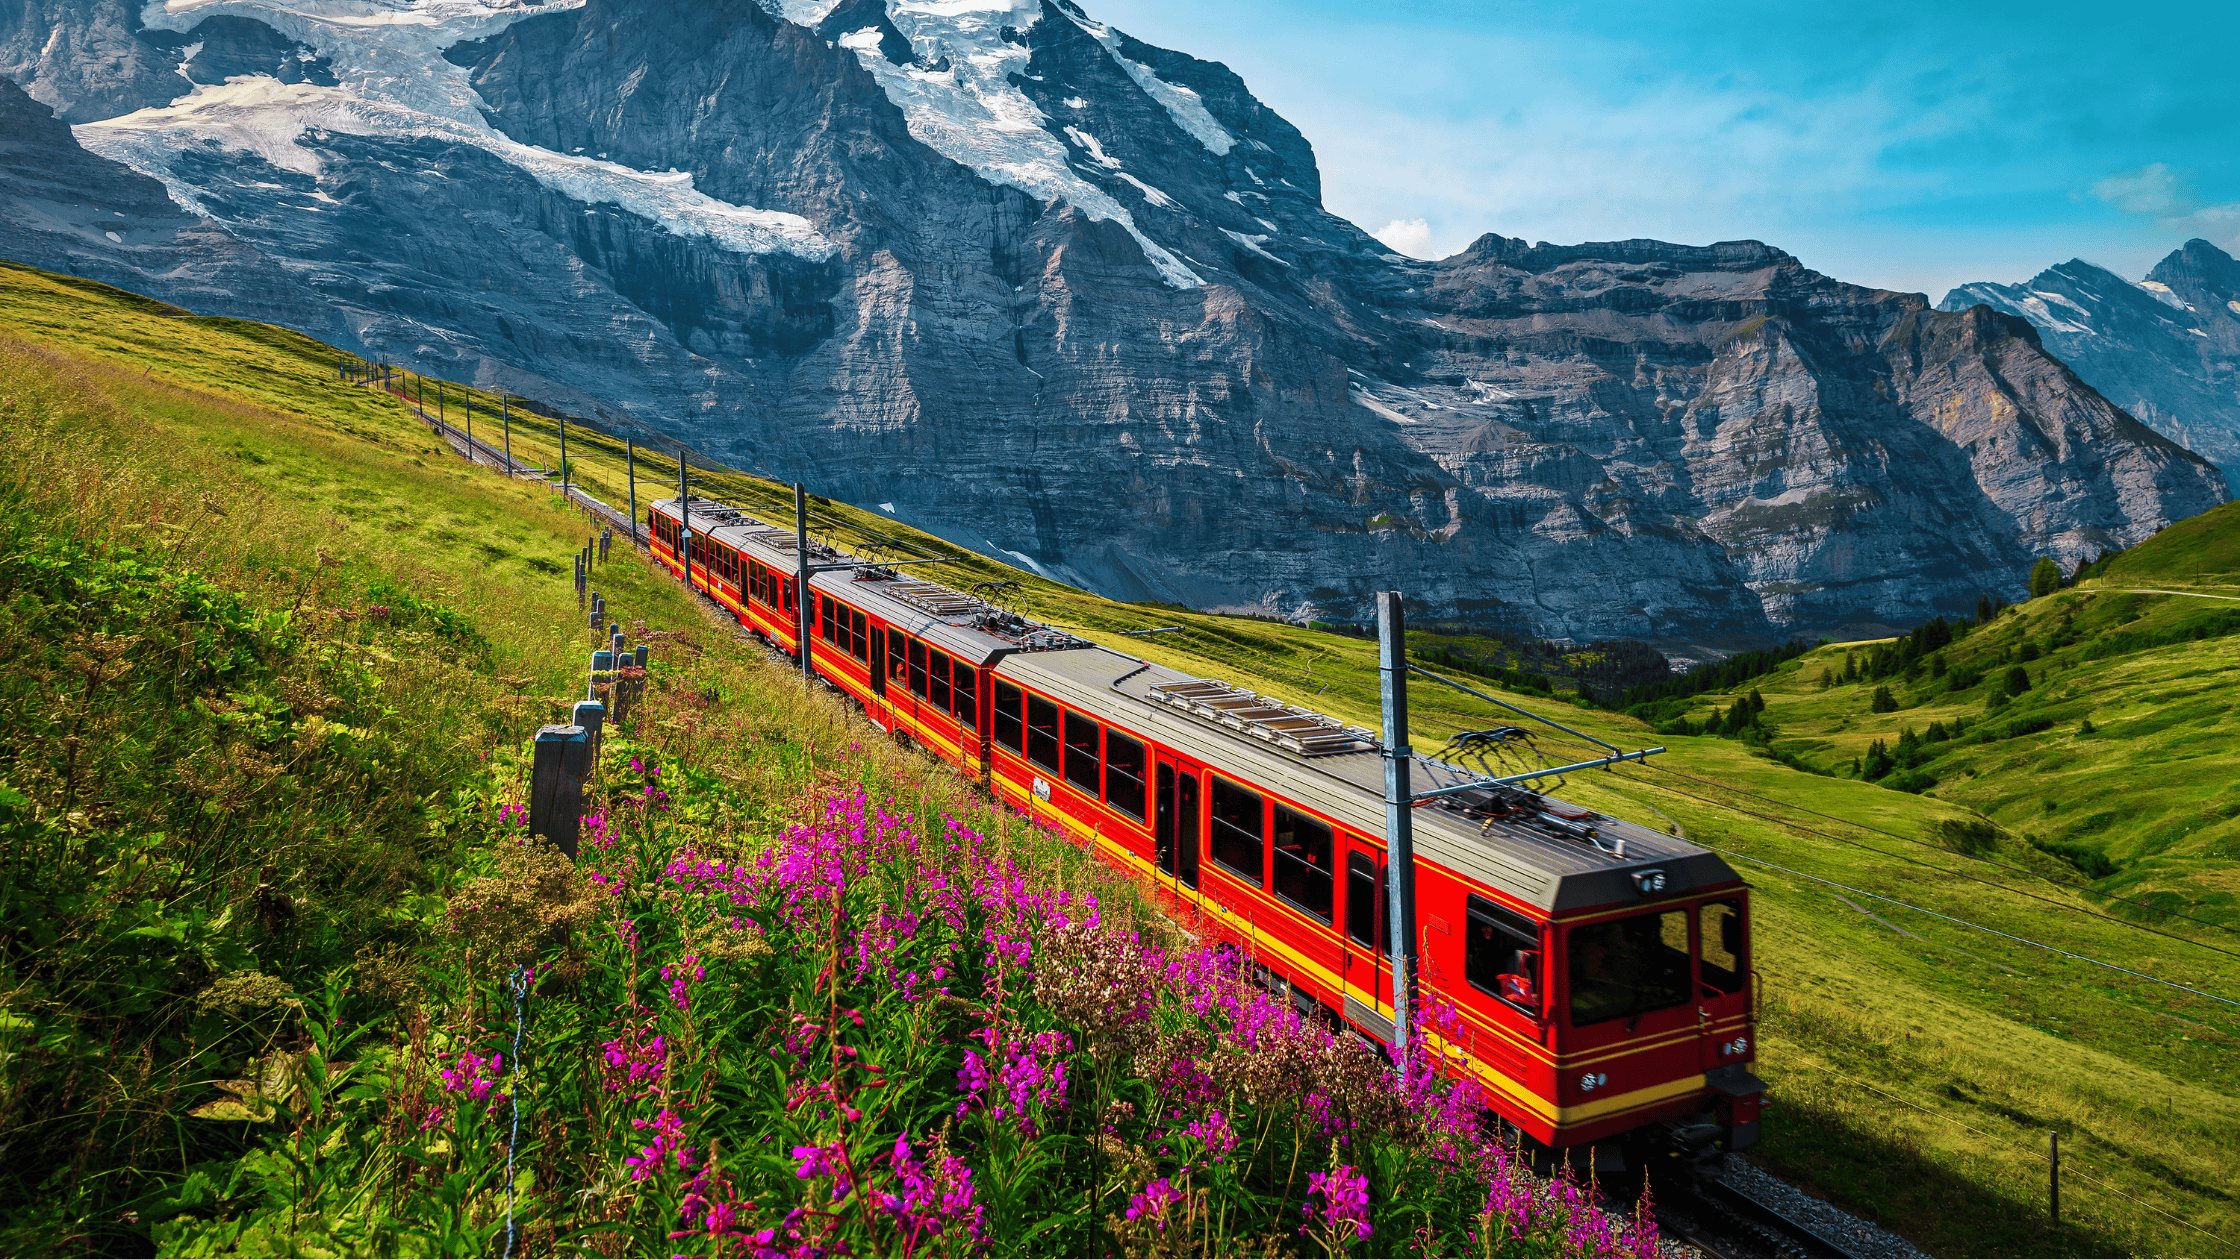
xmin=1657 ymin=1178 xmax=1859 ymax=1259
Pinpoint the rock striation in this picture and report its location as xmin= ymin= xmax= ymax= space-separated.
xmin=0 ymin=0 xmax=2223 ymax=645
xmin=1942 ymin=241 xmax=2240 ymax=494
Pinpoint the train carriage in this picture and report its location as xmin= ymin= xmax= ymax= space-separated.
xmin=644 ymin=496 xmax=1765 ymax=1169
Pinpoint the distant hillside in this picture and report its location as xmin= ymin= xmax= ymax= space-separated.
xmin=1645 ymin=524 xmax=2240 ymax=926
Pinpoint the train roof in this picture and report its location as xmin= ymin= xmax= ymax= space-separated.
xmin=653 ymin=496 xmax=1095 ymax=663
xmin=648 ymin=496 xmax=1739 ymax=913
xmin=996 ymin=647 xmax=1740 ymax=914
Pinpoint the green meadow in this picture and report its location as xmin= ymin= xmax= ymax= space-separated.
xmin=2 ymin=259 xmax=2235 ymax=1257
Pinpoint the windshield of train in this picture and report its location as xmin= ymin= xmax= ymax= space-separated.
xmin=1568 ymin=908 xmax=1690 ymax=1027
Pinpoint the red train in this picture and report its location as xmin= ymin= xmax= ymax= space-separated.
xmin=646 ymin=497 xmax=1764 ymax=1172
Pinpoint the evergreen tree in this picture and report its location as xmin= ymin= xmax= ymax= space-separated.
xmin=2004 ymin=665 xmax=2032 ymax=695
xmin=2030 ymin=556 xmax=2063 ymax=599
xmin=1870 ymin=684 xmax=1899 ymax=713
xmin=1977 ymin=593 xmax=1994 ymax=622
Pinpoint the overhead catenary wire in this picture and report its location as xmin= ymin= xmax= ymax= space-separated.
xmin=1646 ymin=759 xmax=2240 ymax=940
xmin=1646 ymin=810 xmax=2239 ymax=1008
xmin=1622 ymin=763 xmax=2240 ymax=965
xmin=1786 ymin=1059 xmax=2230 ymax=1246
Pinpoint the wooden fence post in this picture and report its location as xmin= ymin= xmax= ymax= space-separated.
xmin=530 ymin=724 xmax=588 ymax=858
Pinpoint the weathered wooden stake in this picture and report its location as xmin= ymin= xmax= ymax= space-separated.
xmin=2050 ymin=1130 xmax=2060 ymax=1224
xmin=529 ymin=723 xmax=589 ymax=858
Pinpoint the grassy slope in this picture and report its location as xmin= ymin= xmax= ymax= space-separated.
xmin=4 ymin=260 xmax=2236 ymax=1256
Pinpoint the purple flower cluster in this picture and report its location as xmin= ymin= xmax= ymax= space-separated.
xmin=438 ymin=1049 xmax=502 ymax=1102
xmin=625 ymin=1107 xmax=696 ymax=1181
xmin=1303 ymin=1163 xmax=1373 ymax=1243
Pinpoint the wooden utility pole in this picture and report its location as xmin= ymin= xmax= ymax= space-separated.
xmin=1377 ymin=591 xmax=1419 ymax=1067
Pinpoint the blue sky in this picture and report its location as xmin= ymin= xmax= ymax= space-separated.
xmin=1093 ymin=0 xmax=2240 ymax=298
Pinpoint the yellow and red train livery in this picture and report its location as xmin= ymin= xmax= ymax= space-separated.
xmin=648 ymin=497 xmax=1765 ymax=1170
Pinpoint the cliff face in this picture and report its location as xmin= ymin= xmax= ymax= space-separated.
xmin=0 ymin=0 xmax=2223 ymax=644
xmin=1943 ymin=240 xmax=2240 ymax=494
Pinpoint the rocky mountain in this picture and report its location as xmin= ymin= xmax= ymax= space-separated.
xmin=1942 ymin=241 xmax=2240 ymax=494
xmin=0 ymin=0 xmax=2224 ymax=646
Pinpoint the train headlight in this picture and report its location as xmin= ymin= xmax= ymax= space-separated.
xmin=1631 ymin=869 xmax=1667 ymax=895
xmin=1578 ymin=1071 xmax=1608 ymax=1092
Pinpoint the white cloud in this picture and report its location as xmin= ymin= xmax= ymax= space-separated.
xmin=2091 ymin=163 xmax=2189 ymax=217
xmin=1372 ymin=217 xmax=1434 ymax=258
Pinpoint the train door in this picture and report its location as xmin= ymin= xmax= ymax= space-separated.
xmin=1696 ymin=896 xmax=1752 ymax=1070
xmin=1339 ymin=839 xmax=1393 ymax=1044
xmin=1152 ymin=755 xmax=1203 ymax=895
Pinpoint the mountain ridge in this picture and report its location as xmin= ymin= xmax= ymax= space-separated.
xmin=1941 ymin=238 xmax=2240 ymax=493
xmin=0 ymin=0 xmax=2223 ymax=644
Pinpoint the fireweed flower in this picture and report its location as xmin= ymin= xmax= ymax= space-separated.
xmin=625 ymin=1108 xmax=696 ymax=1181
xmin=1304 ymin=1164 xmax=1373 ymax=1243
xmin=1125 ymin=1177 xmax=1185 ymax=1224
xmin=439 ymin=1049 xmax=501 ymax=1102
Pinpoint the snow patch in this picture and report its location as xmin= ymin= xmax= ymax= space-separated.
xmin=838 ymin=0 xmax=1201 ymax=287
xmin=1063 ymin=13 xmax=1233 ymax=156
xmin=77 ymin=75 xmax=833 ymax=259
xmin=1113 ymin=171 xmax=1173 ymax=208
xmin=1061 ymin=95 xmax=1085 ymax=109
xmin=105 ymin=230 xmax=123 ymax=242
xmin=838 ymin=25 xmax=885 ymax=51
xmin=1350 ymin=382 xmax=1417 ymax=426
xmin=1221 ymin=228 xmax=1284 ymax=266
xmin=1061 ymin=125 xmax=1119 ymax=168
xmin=2229 ymin=300 xmax=2240 ymax=316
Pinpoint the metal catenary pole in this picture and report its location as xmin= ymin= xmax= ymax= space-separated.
xmin=626 ymin=440 xmax=638 ymax=544
xmin=558 ymin=410 xmax=569 ymax=493
xmin=1376 ymin=590 xmax=1420 ymax=1067
xmin=502 ymin=395 xmax=513 ymax=473
xmin=463 ymin=387 xmax=473 ymax=460
xmin=795 ymin=482 xmax=813 ymax=687
xmin=677 ymin=457 xmax=691 ymax=588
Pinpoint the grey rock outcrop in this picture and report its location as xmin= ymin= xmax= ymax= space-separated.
xmin=1943 ymin=241 xmax=2240 ymax=494
xmin=0 ymin=0 xmax=2223 ymax=645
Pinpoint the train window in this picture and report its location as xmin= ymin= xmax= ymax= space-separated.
xmin=888 ymin=629 xmax=908 ymax=687
xmin=929 ymin=649 xmax=952 ymax=714
xmin=1209 ymin=777 xmax=1265 ymax=885
xmin=1063 ymin=710 xmax=1101 ymax=794
xmin=870 ymin=627 xmax=886 ymax=697
xmin=951 ymin=663 xmax=976 ymax=728
xmin=1346 ymin=853 xmax=1385 ymax=956
xmin=1465 ymin=895 xmax=1541 ymax=1014
xmin=818 ymin=595 xmax=833 ymax=642
xmin=1270 ymin=806 xmax=1333 ymax=923
xmin=993 ymin=681 xmax=1022 ymax=752
xmin=1025 ymin=695 xmax=1061 ymax=771
xmin=1700 ymin=899 xmax=1746 ymax=997
xmin=1104 ymin=731 xmax=1145 ymax=819
xmin=1567 ymin=910 xmax=1690 ymax=1028
xmin=850 ymin=608 xmax=868 ymax=662
xmin=908 ymin=639 xmax=928 ymax=698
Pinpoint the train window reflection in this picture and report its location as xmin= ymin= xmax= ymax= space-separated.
xmin=1209 ymin=777 xmax=1264 ymax=884
xmin=929 ymin=649 xmax=952 ymax=715
xmin=1700 ymin=899 xmax=1745 ymax=996
xmin=1025 ymin=695 xmax=1060 ymax=772
xmin=1105 ymin=731 xmax=1145 ymax=819
xmin=992 ymin=682 xmax=1022 ymax=752
xmin=1567 ymin=910 xmax=1690 ymax=1027
xmin=1270 ymin=806 xmax=1332 ymax=922
xmin=952 ymin=664 xmax=976 ymax=728
xmin=1063 ymin=710 xmax=1101 ymax=793
xmin=1345 ymin=853 xmax=1384 ymax=956
xmin=1466 ymin=895 xmax=1540 ymax=1014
